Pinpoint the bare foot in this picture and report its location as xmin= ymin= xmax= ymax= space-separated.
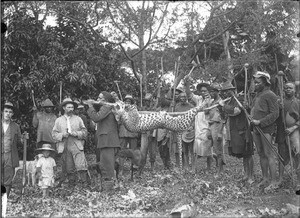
xmin=258 ymin=179 xmax=269 ymax=187
xmin=275 ymin=179 xmax=283 ymax=187
xmin=238 ymin=176 xmax=248 ymax=183
xmin=264 ymin=183 xmax=279 ymax=193
xmin=246 ymin=178 xmax=255 ymax=185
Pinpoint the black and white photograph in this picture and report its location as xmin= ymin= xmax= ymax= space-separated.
xmin=1 ymin=1 xmax=300 ymax=217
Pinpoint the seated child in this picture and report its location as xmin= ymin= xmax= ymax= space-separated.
xmin=36 ymin=143 xmax=57 ymax=198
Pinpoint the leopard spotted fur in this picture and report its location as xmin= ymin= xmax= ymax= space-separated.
xmin=116 ymin=104 xmax=204 ymax=170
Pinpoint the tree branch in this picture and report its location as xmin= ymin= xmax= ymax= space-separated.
xmin=189 ymin=20 xmax=237 ymax=63
xmin=90 ymin=2 xmax=100 ymax=28
xmin=107 ymin=2 xmax=139 ymax=46
xmin=58 ymin=11 xmax=116 ymax=45
xmin=212 ymin=8 xmax=236 ymax=19
xmin=151 ymin=3 xmax=169 ymax=41
xmin=119 ymin=44 xmax=140 ymax=82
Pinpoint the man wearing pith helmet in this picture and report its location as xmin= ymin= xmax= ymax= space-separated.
xmin=1 ymin=102 xmax=22 ymax=198
xmin=250 ymin=71 xmax=279 ymax=191
xmin=52 ymin=98 xmax=89 ymax=188
xmin=32 ymin=98 xmax=57 ymax=150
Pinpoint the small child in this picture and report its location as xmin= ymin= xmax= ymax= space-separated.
xmin=36 ymin=143 xmax=57 ymax=199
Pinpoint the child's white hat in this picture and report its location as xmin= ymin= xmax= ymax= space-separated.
xmin=36 ymin=143 xmax=56 ymax=152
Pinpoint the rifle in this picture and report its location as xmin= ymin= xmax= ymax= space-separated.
xmin=21 ymin=132 xmax=29 ymax=199
xmin=232 ymin=95 xmax=293 ymax=179
xmin=277 ymin=71 xmax=295 ymax=186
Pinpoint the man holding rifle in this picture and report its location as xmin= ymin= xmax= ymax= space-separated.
xmin=278 ymin=82 xmax=300 ymax=188
xmin=250 ymin=71 xmax=279 ymax=191
xmin=219 ymin=81 xmax=254 ymax=184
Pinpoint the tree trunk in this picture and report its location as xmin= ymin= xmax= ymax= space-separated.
xmin=222 ymin=30 xmax=234 ymax=81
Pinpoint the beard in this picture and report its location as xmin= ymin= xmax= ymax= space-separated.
xmin=66 ymin=110 xmax=74 ymax=115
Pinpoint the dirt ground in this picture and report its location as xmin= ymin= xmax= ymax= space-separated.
xmin=6 ymin=152 xmax=300 ymax=217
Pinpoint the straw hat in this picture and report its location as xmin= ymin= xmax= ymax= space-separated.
xmin=36 ymin=143 xmax=56 ymax=152
xmin=124 ymin=94 xmax=134 ymax=100
xmin=221 ymin=81 xmax=236 ymax=91
xmin=41 ymin=99 xmax=55 ymax=107
xmin=209 ymin=83 xmax=221 ymax=91
xmin=253 ymin=71 xmax=271 ymax=84
xmin=124 ymin=94 xmax=134 ymax=104
xmin=2 ymin=102 xmax=15 ymax=111
xmin=77 ymin=104 xmax=85 ymax=109
xmin=60 ymin=98 xmax=78 ymax=108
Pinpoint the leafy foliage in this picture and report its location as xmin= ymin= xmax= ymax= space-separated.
xmin=1 ymin=2 xmax=139 ymax=150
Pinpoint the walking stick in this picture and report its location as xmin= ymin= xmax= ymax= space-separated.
xmin=139 ymin=76 xmax=143 ymax=108
xmin=232 ymin=95 xmax=293 ymax=179
xmin=21 ymin=132 xmax=29 ymax=199
xmin=278 ymin=71 xmax=295 ymax=186
xmin=243 ymin=63 xmax=249 ymax=105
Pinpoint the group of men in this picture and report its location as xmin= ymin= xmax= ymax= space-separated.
xmin=1 ymin=70 xmax=299 ymax=196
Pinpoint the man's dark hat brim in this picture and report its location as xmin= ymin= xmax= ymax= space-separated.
xmin=196 ymin=83 xmax=210 ymax=90
xmin=171 ymin=88 xmax=183 ymax=93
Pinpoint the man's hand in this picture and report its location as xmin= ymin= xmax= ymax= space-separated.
xmin=217 ymin=134 xmax=223 ymax=141
xmin=183 ymin=76 xmax=191 ymax=86
xmin=161 ymin=137 xmax=169 ymax=145
xmin=170 ymin=100 xmax=176 ymax=108
xmin=63 ymin=132 xmax=69 ymax=138
xmin=243 ymin=101 xmax=249 ymax=109
xmin=219 ymin=99 xmax=226 ymax=107
xmin=36 ymin=172 xmax=42 ymax=180
xmin=32 ymin=106 xmax=38 ymax=112
xmin=251 ymin=119 xmax=260 ymax=126
xmin=285 ymin=126 xmax=296 ymax=135
xmin=84 ymin=99 xmax=95 ymax=107
xmin=69 ymin=131 xmax=78 ymax=137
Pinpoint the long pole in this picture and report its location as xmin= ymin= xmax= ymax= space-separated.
xmin=114 ymin=80 xmax=123 ymax=102
xmin=59 ymin=81 xmax=62 ymax=116
xmin=243 ymin=63 xmax=249 ymax=104
xmin=21 ymin=132 xmax=29 ymax=198
xmin=140 ymin=75 xmax=143 ymax=108
xmin=278 ymin=71 xmax=295 ymax=186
